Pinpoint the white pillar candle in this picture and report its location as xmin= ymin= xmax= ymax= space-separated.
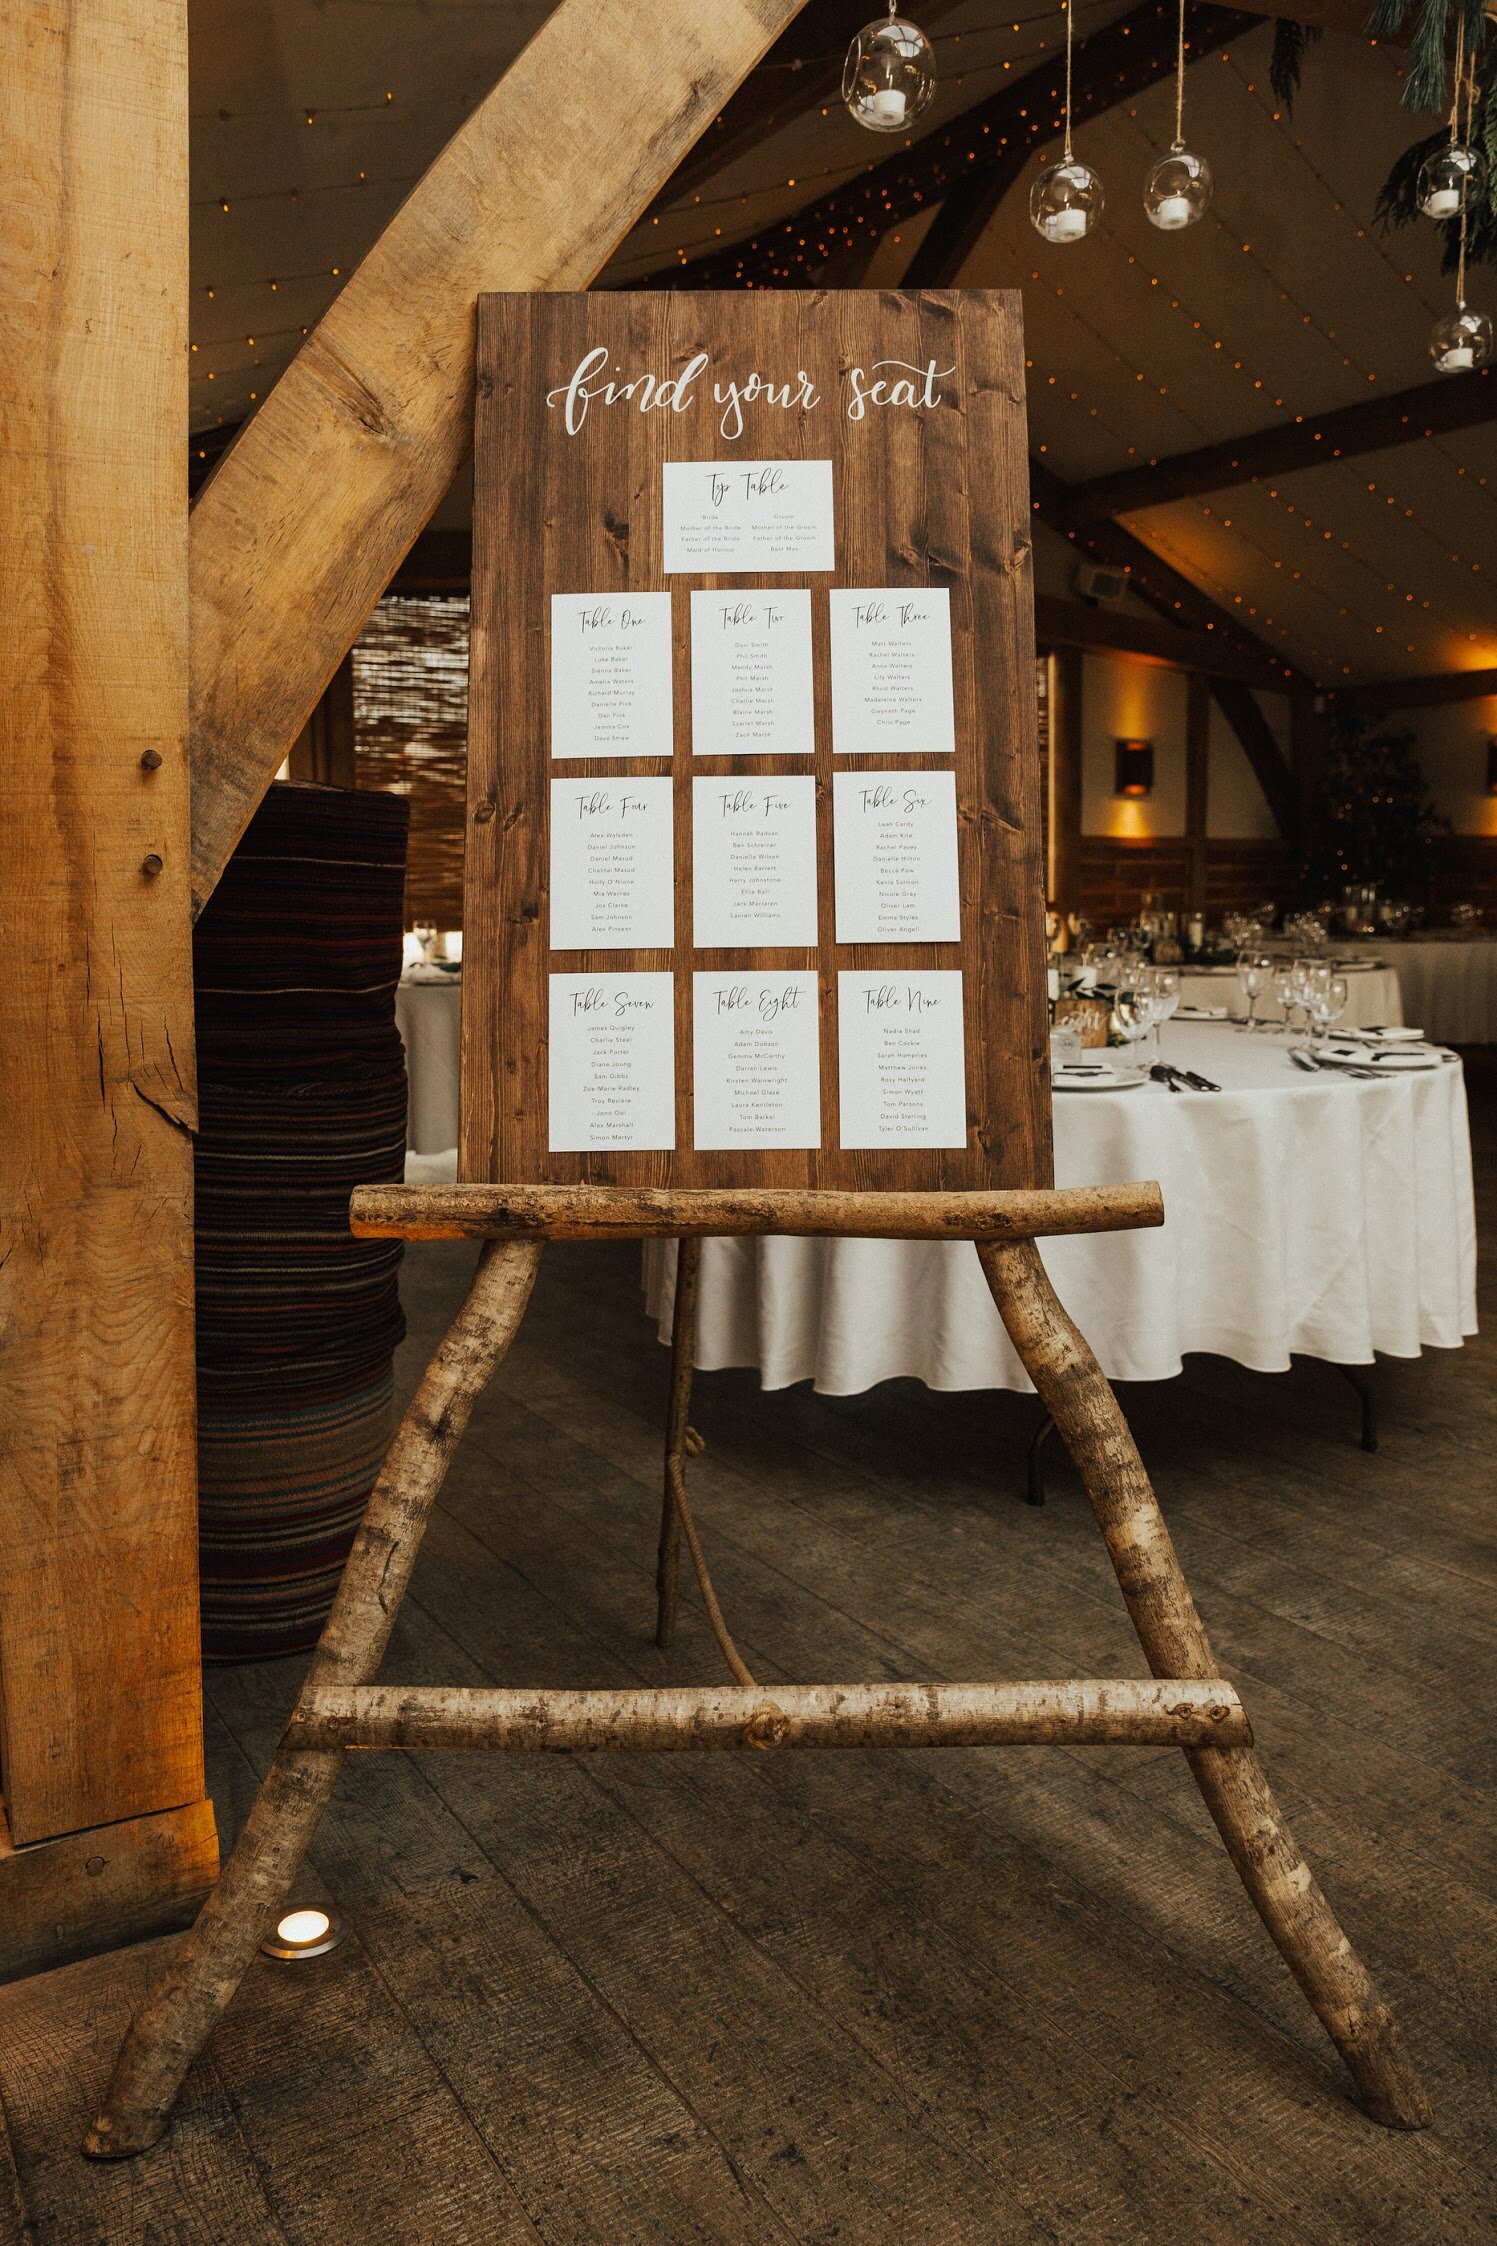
xmin=1045 ymin=206 xmax=1087 ymax=242
xmin=1155 ymin=193 xmax=1193 ymax=229
xmin=870 ymin=86 xmax=907 ymax=125
xmin=1425 ymin=186 xmax=1461 ymax=218
xmin=1442 ymin=343 xmax=1475 ymax=370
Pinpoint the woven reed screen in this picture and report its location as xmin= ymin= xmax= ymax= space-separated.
xmin=352 ymin=593 xmax=469 ymax=930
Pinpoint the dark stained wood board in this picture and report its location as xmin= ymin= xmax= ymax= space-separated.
xmin=462 ymin=290 xmax=1051 ymax=1192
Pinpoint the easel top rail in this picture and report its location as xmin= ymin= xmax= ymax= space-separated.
xmin=349 ymin=1181 xmax=1165 ymax=1242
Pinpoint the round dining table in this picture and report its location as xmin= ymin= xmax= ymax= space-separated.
xmin=643 ymin=1022 xmax=1477 ymax=1394
xmin=1339 ymin=934 xmax=1497 ymax=1045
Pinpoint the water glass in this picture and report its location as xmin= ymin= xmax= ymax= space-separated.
xmin=1235 ymin=952 xmax=1272 ymax=1031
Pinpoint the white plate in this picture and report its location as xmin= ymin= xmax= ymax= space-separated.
xmin=1053 ymin=1068 xmax=1148 ymax=1093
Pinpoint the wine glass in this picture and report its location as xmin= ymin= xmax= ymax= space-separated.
xmin=1235 ymin=952 xmax=1272 ymax=1032
xmin=411 ymin=917 xmax=437 ymax=964
xmin=1307 ymin=972 xmax=1348 ymax=1049
xmin=1112 ymin=969 xmax=1156 ymax=1078
xmin=1145 ymin=965 xmax=1180 ymax=1068
xmin=1271 ymin=961 xmax=1299 ymax=1036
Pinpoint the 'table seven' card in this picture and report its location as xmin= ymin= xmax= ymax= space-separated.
xmin=692 ymin=776 xmax=819 ymax=949
xmin=832 ymin=769 xmax=961 ymax=944
xmin=690 ymin=589 xmax=814 ymax=757
xmin=663 ymin=461 xmax=835 ymax=573
xmin=549 ymin=778 xmax=675 ymax=951
xmin=837 ymin=971 xmax=967 ymax=1149
xmin=548 ymin=974 xmax=676 ymax=1151
xmin=692 ymin=973 xmax=821 ymax=1149
xmin=550 ymin=592 xmax=673 ymax=759
xmin=829 ymin=587 xmax=955 ymax=757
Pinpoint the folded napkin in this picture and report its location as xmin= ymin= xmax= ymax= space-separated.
xmin=1175 ymin=1004 xmax=1228 ymax=1020
xmin=1348 ymin=1024 xmax=1423 ymax=1043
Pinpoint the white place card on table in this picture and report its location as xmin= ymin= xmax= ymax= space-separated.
xmin=829 ymin=587 xmax=955 ymax=756
xmin=548 ymin=972 xmax=675 ymax=1151
xmin=550 ymin=592 xmax=673 ymax=760
xmin=663 ymin=460 xmax=834 ymax=573
xmin=693 ymin=972 xmax=821 ymax=1150
xmin=692 ymin=775 xmax=819 ymax=949
xmin=690 ymin=589 xmax=815 ymax=757
xmin=548 ymin=778 xmax=675 ymax=951
xmin=832 ymin=769 xmax=961 ymax=943
xmin=838 ymin=971 xmax=967 ymax=1149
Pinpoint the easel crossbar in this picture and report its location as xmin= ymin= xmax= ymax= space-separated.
xmin=348 ymin=1182 xmax=1165 ymax=1242
xmin=285 ymin=1680 xmax=1250 ymax=1754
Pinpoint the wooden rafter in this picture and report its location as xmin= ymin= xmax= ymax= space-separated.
xmin=1334 ymin=665 xmax=1497 ymax=715
xmin=187 ymin=0 xmax=813 ymax=914
xmin=1056 ymin=368 xmax=1497 ymax=524
xmin=1209 ymin=679 xmax=1301 ymax=839
xmin=649 ymin=1 xmax=1255 ymax=292
xmin=901 ymin=6 xmax=1251 ymax=288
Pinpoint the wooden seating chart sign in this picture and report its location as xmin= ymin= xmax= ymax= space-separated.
xmin=462 ymin=290 xmax=1052 ymax=1194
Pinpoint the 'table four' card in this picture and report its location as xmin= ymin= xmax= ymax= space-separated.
xmin=663 ymin=461 xmax=835 ymax=573
xmin=692 ymin=776 xmax=818 ymax=949
xmin=829 ymin=587 xmax=955 ymax=757
xmin=549 ymin=778 xmax=675 ymax=952
xmin=837 ymin=972 xmax=968 ymax=1149
xmin=692 ymin=973 xmax=821 ymax=1149
xmin=690 ymin=589 xmax=814 ymax=757
xmin=550 ymin=592 xmax=673 ymax=759
xmin=548 ymin=974 xmax=676 ymax=1151
xmin=832 ymin=769 xmax=961 ymax=944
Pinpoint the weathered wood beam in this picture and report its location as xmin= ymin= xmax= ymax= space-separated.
xmin=1057 ymin=368 xmax=1497 ymax=524
xmin=0 ymin=0 xmax=217 ymax=1940
xmin=1333 ymin=665 xmax=1497 ymax=715
xmin=348 ymin=1181 xmax=1165 ymax=1243
xmin=1047 ymin=649 xmax=1084 ymax=915
xmin=1211 ymin=679 xmax=1301 ymax=840
xmin=1034 ymin=593 xmax=1280 ymax=685
xmin=656 ymin=2 xmax=1254 ymax=291
xmin=1031 ymin=457 xmax=1306 ymax=692
xmin=286 ymin=1679 xmax=1252 ymax=1754
xmin=1186 ymin=670 xmax=1212 ymax=915
xmin=902 ymin=6 xmax=1252 ymax=288
xmin=187 ymin=0 xmax=813 ymax=913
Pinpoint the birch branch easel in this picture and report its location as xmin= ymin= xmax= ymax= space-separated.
xmin=84 ymin=1181 xmax=1429 ymax=2154
xmin=86 ymin=285 xmax=1429 ymax=2155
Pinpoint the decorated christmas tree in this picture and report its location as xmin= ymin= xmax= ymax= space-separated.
xmin=1300 ymin=715 xmax=1447 ymax=904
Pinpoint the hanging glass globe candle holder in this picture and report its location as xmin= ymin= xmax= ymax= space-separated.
xmin=843 ymin=6 xmax=936 ymax=134
xmin=1030 ymin=156 xmax=1105 ymax=243
xmin=1417 ymin=141 xmax=1481 ymax=219
xmin=1143 ymin=143 xmax=1212 ymax=230
xmin=1429 ymin=301 xmax=1493 ymax=373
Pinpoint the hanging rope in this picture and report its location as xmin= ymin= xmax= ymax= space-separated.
xmin=1174 ymin=0 xmax=1187 ymax=151
xmin=1062 ymin=0 xmax=1075 ymax=160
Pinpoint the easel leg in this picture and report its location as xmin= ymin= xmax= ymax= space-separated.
xmin=656 ymin=1236 xmax=702 ymax=1649
xmin=84 ymin=1240 xmax=543 ymax=2158
xmin=978 ymin=1239 xmax=1429 ymax=2131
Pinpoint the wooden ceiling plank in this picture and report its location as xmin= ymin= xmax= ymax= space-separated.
xmin=901 ymin=4 xmax=1253 ymax=289
xmin=1059 ymin=369 xmax=1497 ymax=525
xmin=188 ymin=0 xmax=814 ymax=914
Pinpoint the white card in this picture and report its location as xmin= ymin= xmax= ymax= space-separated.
xmin=550 ymin=593 xmax=673 ymax=760
xmin=838 ymin=972 xmax=967 ymax=1149
xmin=663 ymin=461 xmax=834 ymax=573
xmin=829 ymin=588 xmax=955 ymax=756
xmin=832 ymin=770 xmax=961 ymax=944
xmin=548 ymin=973 xmax=675 ymax=1151
xmin=693 ymin=973 xmax=821 ymax=1150
xmin=549 ymin=778 xmax=675 ymax=951
xmin=690 ymin=589 xmax=814 ymax=757
xmin=692 ymin=775 xmax=819 ymax=949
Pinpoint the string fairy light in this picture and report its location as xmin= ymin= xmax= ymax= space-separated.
xmin=1029 ymin=2 xmax=1105 ymax=241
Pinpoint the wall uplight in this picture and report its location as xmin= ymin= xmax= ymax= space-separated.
xmin=261 ymin=1906 xmax=346 ymax=1962
xmin=1114 ymin=738 xmax=1155 ymax=798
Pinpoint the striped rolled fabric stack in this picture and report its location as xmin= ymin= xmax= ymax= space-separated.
xmin=193 ymin=781 xmax=411 ymax=1661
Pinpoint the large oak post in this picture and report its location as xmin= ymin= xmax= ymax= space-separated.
xmin=0 ymin=0 xmax=217 ymax=1972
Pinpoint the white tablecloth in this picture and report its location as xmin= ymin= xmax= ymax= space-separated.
xmin=1176 ymin=961 xmax=1403 ymax=1030
xmin=1342 ymin=937 xmax=1497 ymax=1045
xmin=394 ymin=977 xmax=462 ymax=1157
xmin=643 ymin=1024 xmax=1477 ymax=1394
